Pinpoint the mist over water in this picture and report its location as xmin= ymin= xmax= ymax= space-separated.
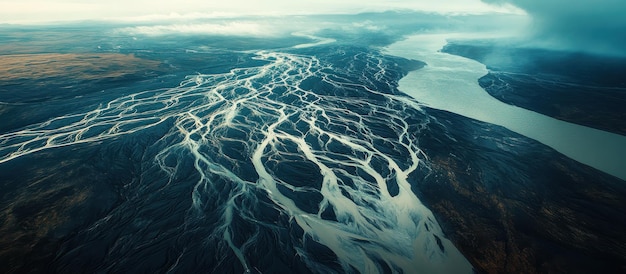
xmin=481 ymin=0 xmax=626 ymax=57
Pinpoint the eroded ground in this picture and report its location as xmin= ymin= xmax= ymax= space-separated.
xmin=0 ymin=53 xmax=161 ymax=82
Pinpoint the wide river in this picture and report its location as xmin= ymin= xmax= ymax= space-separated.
xmin=386 ymin=33 xmax=626 ymax=181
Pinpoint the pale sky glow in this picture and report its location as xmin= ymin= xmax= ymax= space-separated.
xmin=0 ymin=0 xmax=524 ymax=24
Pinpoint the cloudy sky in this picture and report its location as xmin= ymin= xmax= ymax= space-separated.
xmin=2 ymin=0 xmax=623 ymax=56
xmin=481 ymin=0 xmax=626 ymax=55
xmin=0 ymin=0 xmax=522 ymax=23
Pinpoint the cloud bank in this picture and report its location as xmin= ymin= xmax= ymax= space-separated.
xmin=117 ymin=22 xmax=275 ymax=37
xmin=1 ymin=0 xmax=522 ymax=24
xmin=482 ymin=0 xmax=626 ymax=56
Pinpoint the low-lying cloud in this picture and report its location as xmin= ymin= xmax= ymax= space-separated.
xmin=1 ymin=0 xmax=522 ymax=24
xmin=483 ymin=0 xmax=626 ymax=56
xmin=117 ymin=22 xmax=277 ymax=37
